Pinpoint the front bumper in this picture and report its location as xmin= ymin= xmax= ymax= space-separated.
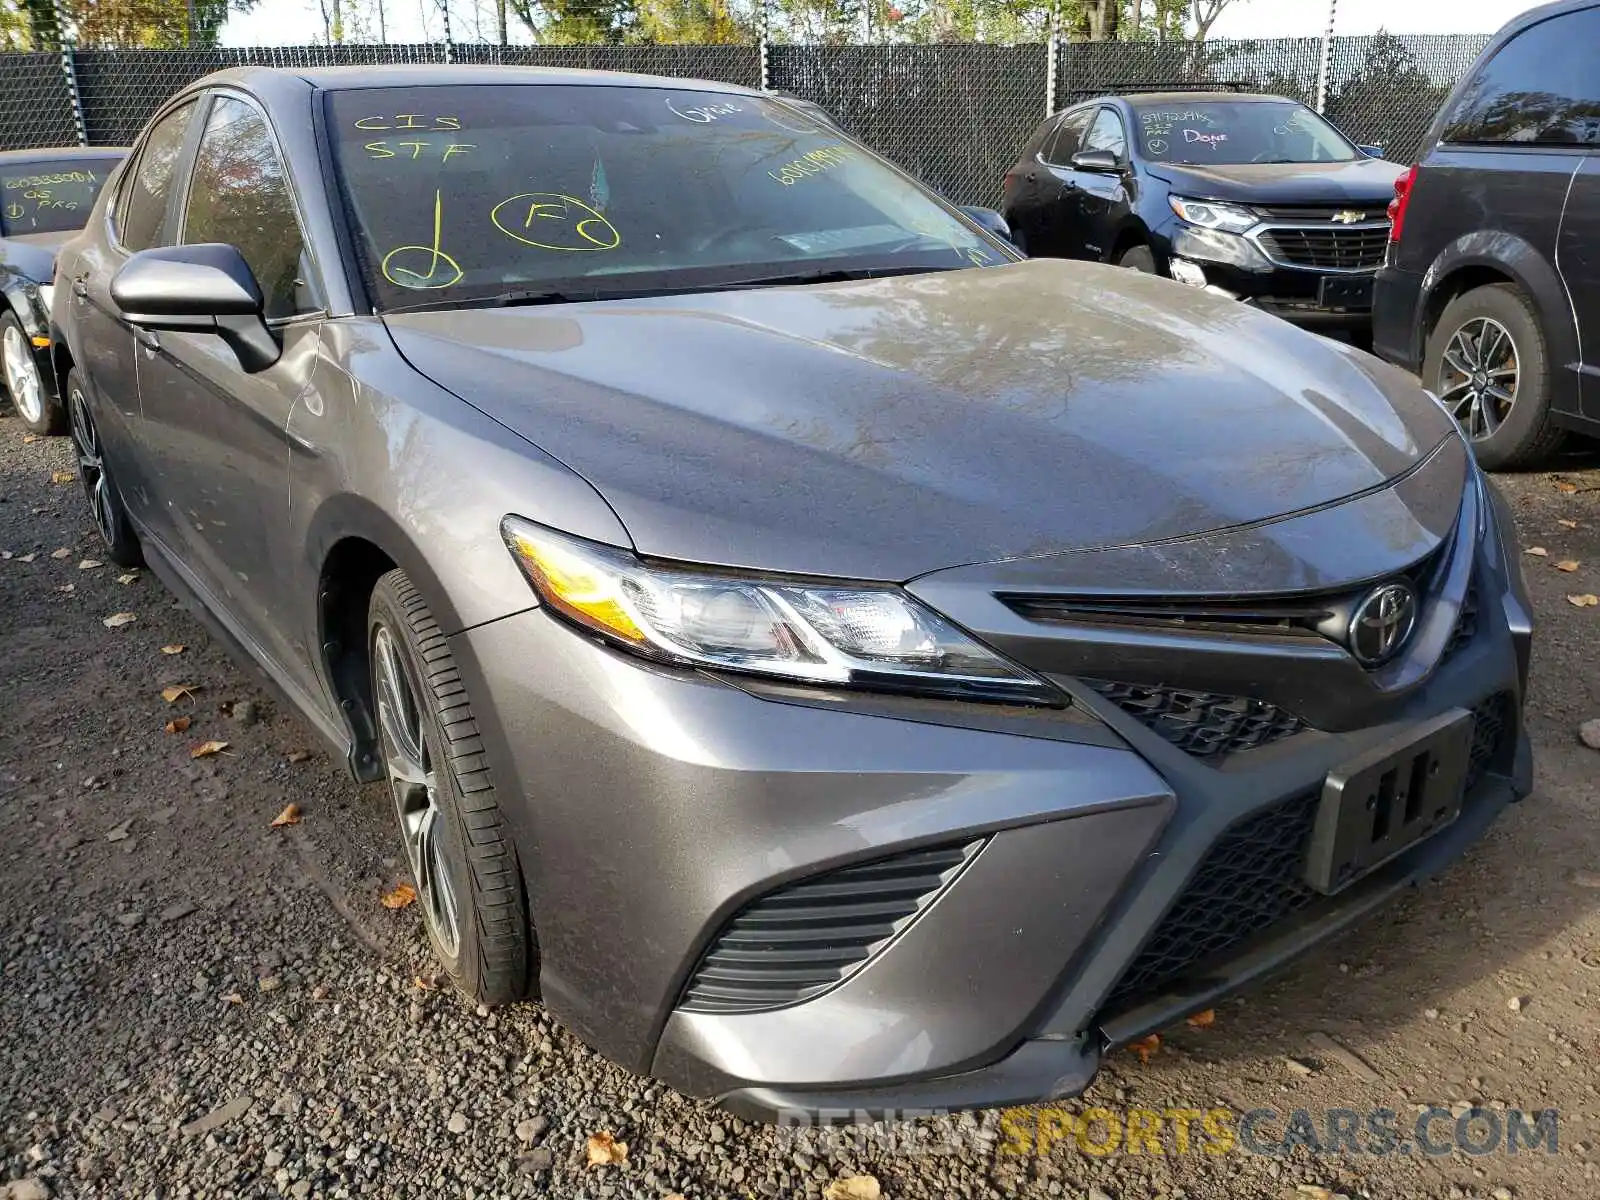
xmin=448 ymin=472 xmax=1532 ymax=1121
xmin=1163 ymin=221 xmax=1383 ymax=328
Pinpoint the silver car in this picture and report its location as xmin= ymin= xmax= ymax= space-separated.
xmin=52 ymin=65 xmax=1532 ymax=1120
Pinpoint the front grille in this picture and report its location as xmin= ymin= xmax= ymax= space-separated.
xmin=1250 ymin=204 xmax=1388 ymax=223
xmin=1102 ymin=693 xmax=1516 ymax=1012
xmin=1256 ymin=225 xmax=1389 ymax=271
xmin=679 ymin=841 xmax=980 ymax=1014
xmin=1443 ymin=578 xmax=1479 ymax=662
xmin=1086 ymin=681 xmax=1305 ymax=762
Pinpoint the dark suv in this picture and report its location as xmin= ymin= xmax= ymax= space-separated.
xmin=1001 ymin=90 xmax=1404 ymax=331
xmin=1372 ymin=0 xmax=1600 ymax=469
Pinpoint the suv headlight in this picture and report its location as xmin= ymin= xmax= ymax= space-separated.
xmin=1168 ymin=196 xmax=1258 ymax=234
xmin=502 ymin=517 xmax=1060 ymax=705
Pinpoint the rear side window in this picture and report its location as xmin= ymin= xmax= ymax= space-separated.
xmin=1442 ymin=8 xmax=1600 ymax=145
xmin=116 ymin=101 xmax=196 ymax=251
xmin=1043 ymin=108 xmax=1093 ymax=165
xmin=183 ymin=95 xmax=316 ymax=320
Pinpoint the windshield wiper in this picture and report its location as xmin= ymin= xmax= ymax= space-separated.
xmin=719 ymin=264 xmax=952 ymax=289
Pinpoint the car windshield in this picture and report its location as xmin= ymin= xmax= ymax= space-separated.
xmin=325 ymin=84 xmax=1007 ymax=310
xmin=1132 ymin=101 xmax=1358 ymax=165
xmin=0 ymin=158 xmax=121 ymax=236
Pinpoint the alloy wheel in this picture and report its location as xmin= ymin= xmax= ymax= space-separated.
xmin=3 ymin=323 xmax=44 ymax=425
xmin=68 ymin=384 xmax=120 ymax=547
xmin=1436 ymin=316 xmax=1518 ymax=441
xmin=372 ymin=625 xmax=462 ymax=958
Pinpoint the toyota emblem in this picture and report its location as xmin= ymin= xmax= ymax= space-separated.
xmin=1349 ymin=582 xmax=1418 ymax=666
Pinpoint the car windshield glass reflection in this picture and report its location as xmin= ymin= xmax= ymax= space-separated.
xmin=1133 ymin=101 xmax=1359 ymax=165
xmin=1 ymin=159 xmax=121 ymax=236
xmin=325 ymin=85 xmax=1004 ymax=310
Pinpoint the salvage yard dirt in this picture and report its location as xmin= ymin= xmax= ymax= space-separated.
xmin=3 ymin=415 xmax=1600 ymax=1200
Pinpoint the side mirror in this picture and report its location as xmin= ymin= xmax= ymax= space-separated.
xmin=1070 ymin=149 xmax=1121 ymax=173
xmin=1358 ymin=144 xmax=1385 ymax=158
xmin=959 ymin=205 xmax=1015 ymax=247
xmin=111 ymin=243 xmax=280 ymax=373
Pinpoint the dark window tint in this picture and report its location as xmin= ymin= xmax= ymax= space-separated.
xmin=117 ymin=102 xmax=195 ymax=252
xmin=0 ymin=158 xmax=121 ymax=236
xmin=184 ymin=96 xmax=315 ymax=319
xmin=1043 ymin=109 xmax=1093 ymax=165
xmin=1084 ymin=107 xmax=1127 ymax=159
xmin=1442 ymin=9 xmax=1600 ymax=145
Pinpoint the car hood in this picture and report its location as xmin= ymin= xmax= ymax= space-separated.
xmin=384 ymin=259 xmax=1454 ymax=583
xmin=0 ymin=230 xmax=72 ymax=286
xmin=1146 ymin=157 xmax=1405 ymax=207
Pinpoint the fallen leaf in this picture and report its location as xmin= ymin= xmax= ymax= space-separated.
xmin=50 ymin=470 xmax=74 ymax=484
xmin=22 ymin=434 xmax=38 ymax=443
xmin=116 ymin=572 xmax=138 ymax=584
xmin=412 ymin=974 xmax=437 ymax=990
xmin=822 ymin=1177 xmax=881 ymax=1200
xmin=164 ymin=716 xmax=192 ymax=734
xmin=1129 ymin=1033 xmax=1161 ymax=1064
xmin=190 ymin=739 xmax=230 ymax=759
xmin=78 ymin=559 xmax=103 ymax=570
xmin=223 ymin=992 xmax=244 ymax=1005
xmin=1558 ymin=518 xmax=1579 ymax=529
xmin=161 ymin=644 xmax=185 ymax=655
xmin=286 ymin=749 xmax=312 ymax=764
xmin=18 ymin=552 xmax=37 ymax=563
xmin=1556 ymin=560 xmax=1581 ymax=572
xmin=161 ymin=684 xmax=199 ymax=704
xmin=1556 ymin=481 xmax=1578 ymax=494
xmin=57 ymin=583 xmax=74 ymax=594
xmin=585 ymin=1131 xmax=628 ymax=1167
xmin=270 ymin=803 xmax=301 ymax=828
xmin=50 ymin=547 xmax=71 ymax=559
xmin=1186 ymin=1008 xmax=1216 ymax=1029
xmin=1525 ymin=546 xmax=1548 ymax=557
xmin=1295 ymin=1187 xmax=1336 ymax=1200
xmin=380 ymin=882 xmax=417 ymax=910
xmin=1569 ymin=594 xmax=1600 ymax=608
xmin=102 ymin=612 xmax=136 ymax=628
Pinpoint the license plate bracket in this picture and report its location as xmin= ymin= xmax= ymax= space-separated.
xmin=1317 ymin=275 xmax=1375 ymax=309
xmin=1304 ymin=709 xmax=1472 ymax=895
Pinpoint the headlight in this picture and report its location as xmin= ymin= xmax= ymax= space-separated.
xmin=37 ymin=284 xmax=55 ymax=313
xmin=502 ymin=517 xmax=1060 ymax=705
xmin=1168 ymin=196 xmax=1258 ymax=234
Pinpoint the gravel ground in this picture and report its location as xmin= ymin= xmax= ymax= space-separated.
xmin=2 ymin=411 xmax=1599 ymax=1200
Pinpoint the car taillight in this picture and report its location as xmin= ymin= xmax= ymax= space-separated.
xmin=1388 ymin=164 xmax=1419 ymax=243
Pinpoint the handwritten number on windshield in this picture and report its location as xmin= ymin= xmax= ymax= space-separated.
xmin=490 ymin=193 xmax=621 ymax=252
xmin=381 ymin=188 xmax=464 ymax=290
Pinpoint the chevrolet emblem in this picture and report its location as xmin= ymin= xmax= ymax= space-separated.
xmin=1332 ymin=210 xmax=1367 ymax=224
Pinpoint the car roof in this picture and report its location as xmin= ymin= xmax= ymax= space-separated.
xmin=187 ymin=63 xmax=763 ymax=101
xmin=1112 ymin=91 xmax=1294 ymax=107
xmin=0 ymin=145 xmax=128 ymax=165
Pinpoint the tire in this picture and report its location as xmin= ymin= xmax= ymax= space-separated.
xmin=65 ymin=370 xmax=142 ymax=567
xmin=1117 ymin=244 xmax=1157 ymax=273
xmin=1423 ymin=283 xmax=1565 ymax=470
xmin=2 ymin=311 xmax=64 ymax=435
xmin=368 ymin=569 xmax=531 ymax=1005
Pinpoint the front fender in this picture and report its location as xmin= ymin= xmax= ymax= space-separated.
xmin=1420 ymin=231 xmax=1581 ymax=415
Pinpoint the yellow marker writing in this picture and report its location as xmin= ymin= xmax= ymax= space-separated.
xmin=380 ymin=189 xmax=464 ymax=290
xmin=490 ymin=193 xmax=620 ymax=252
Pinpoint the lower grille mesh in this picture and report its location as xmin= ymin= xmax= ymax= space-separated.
xmin=679 ymin=841 xmax=980 ymax=1014
xmin=1102 ymin=693 xmax=1515 ymax=1012
xmin=1086 ymin=681 xmax=1305 ymax=762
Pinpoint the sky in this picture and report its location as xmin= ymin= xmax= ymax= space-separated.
xmin=221 ymin=0 xmax=1549 ymax=47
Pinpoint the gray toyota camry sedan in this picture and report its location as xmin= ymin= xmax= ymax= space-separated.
xmin=51 ymin=65 xmax=1532 ymax=1120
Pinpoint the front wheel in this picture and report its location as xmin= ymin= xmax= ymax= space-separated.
xmin=66 ymin=371 xmax=142 ymax=567
xmin=368 ymin=569 xmax=532 ymax=1004
xmin=2 ymin=312 xmax=64 ymax=435
xmin=1117 ymin=244 xmax=1157 ymax=273
xmin=1423 ymin=283 xmax=1565 ymax=470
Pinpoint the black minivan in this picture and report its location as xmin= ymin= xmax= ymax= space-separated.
xmin=1371 ymin=0 xmax=1599 ymax=469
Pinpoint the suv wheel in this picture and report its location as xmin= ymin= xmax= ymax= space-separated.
xmin=1117 ymin=245 xmax=1156 ymax=273
xmin=66 ymin=371 xmax=142 ymax=566
xmin=2 ymin=313 xmax=63 ymax=435
xmin=1424 ymin=283 xmax=1565 ymax=469
xmin=368 ymin=569 xmax=532 ymax=1004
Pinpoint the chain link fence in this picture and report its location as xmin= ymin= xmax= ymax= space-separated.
xmin=2 ymin=31 xmax=1493 ymax=204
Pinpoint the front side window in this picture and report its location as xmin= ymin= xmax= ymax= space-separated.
xmin=1083 ymin=108 xmax=1128 ymax=160
xmin=117 ymin=101 xmax=196 ymax=252
xmin=1441 ymin=10 xmax=1600 ymax=145
xmin=1043 ymin=108 xmax=1093 ymax=165
xmin=0 ymin=157 xmax=122 ymax=236
xmin=1133 ymin=100 xmax=1358 ymax=165
xmin=325 ymin=85 xmax=1009 ymax=310
xmin=184 ymin=95 xmax=316 ymax=320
